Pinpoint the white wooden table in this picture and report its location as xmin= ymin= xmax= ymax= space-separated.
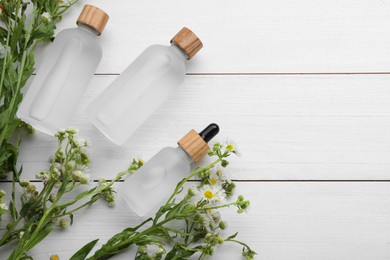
xmin=2 ymin=0 xmax=390 ymax=259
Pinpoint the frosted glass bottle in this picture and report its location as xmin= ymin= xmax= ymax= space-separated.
xmin=17 ymin=5 xmax=109 ymax=135
xmin=86 ymin=27 xmax=203 ymax=145
xmin=118 ymin=124 xmax=219 ymax=217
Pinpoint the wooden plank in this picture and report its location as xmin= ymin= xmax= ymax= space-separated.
xmin=35 ymin=0 xmax=390 ymax=74
xmin=0 ymin=182 xmax=389 ymax=259
xmin=13 ymin=75 xmax=390 ymax=180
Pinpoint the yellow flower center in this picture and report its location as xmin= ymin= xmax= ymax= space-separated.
xmin=226 ymin=144 xmax=234 ymax=151
xmin=204 ymin=190 xmax=214 ymax=199
xmin=210 ymin=178 xmax=217 ymax=186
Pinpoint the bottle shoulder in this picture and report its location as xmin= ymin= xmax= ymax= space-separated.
xmin=143 ymin=45 xmax=185 ymax=62
xmin=153 ymin=147 xmax=191 ymax=162
xmin=55 ymin=28 xmax=102 ymax=49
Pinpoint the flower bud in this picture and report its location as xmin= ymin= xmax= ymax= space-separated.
xmin=221 ymin=160 xmax=229 ymax=168
xmin=49 ymin=193 xmax=57 ymax=203
xmin=59 ymin=219 xmax=68 ymax=229
xmin=156 ymin=248 xmax=165 ymax=256
xmin=19 ymin=179 xmax=30 ymax=187
xmin=219 ymin=221 xmax=227 ymax=230
xmin=104 ymin=193 xmax=115 ymax=202
xmin=138 ymin=245 xmax=147 ymax=254
xmin=26 ymin=184 xmax=36 ymax=194
xmin=80 ymin=174 xmax=90 ymax=184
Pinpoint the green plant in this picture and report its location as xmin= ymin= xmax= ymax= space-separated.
xmin=0 ymin=0 xmax=80 ymax=178
xmin=0 ymin=129 xmax=144 ymax=259
xmin=71 ymin=142 xmax=256 ymax=260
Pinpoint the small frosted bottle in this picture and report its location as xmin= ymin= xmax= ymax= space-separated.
xmin=118 ymin=123 xmax=219 ymax=216
xmin=17 ymin=5 xmax=109 ymax=135
xmin=86 ymin=27 xmax=203 ymax=145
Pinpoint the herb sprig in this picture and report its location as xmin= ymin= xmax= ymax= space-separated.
xmin=0 ymin=129 xmax=144 ymax=259
xmin=0 ymin=0 xmax=80 ymax=178
xmin=71 ymin=142 xmax=256 ymax=260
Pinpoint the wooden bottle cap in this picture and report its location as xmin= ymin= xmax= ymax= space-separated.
xmin=170 ymin=27 xmax=203 ymax=60
xmin=77 ymin=5 xmax=109 ymax=36
xmin=178 ymin=130 xmax=210 ymax=163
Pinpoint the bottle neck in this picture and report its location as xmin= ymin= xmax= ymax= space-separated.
xmin=170 ymin=43 xmax=188 ymax=60
xmin=176 ymin=146 xmax=194 ymax=164
xmin=77 ymin=24 xmax=99 ymax=36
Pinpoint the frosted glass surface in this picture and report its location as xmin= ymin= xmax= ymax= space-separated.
xmin=87 ymin=44 xmax=186 ymax=145
xmin=17 ymin=26 xmax=102 ymax=135
xmin=118 ymin=147 xmax=191 ymax=216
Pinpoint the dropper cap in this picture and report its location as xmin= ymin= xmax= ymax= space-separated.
xmin=76 ymin=5 xmax=109 ymax=36
xmin=170 ymin=27 xmax=203 ymax=60
xmin=178 ymin=124 xmax=219 ymax=163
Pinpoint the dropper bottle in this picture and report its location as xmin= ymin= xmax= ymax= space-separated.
xmin=119 ymin=123 xmax=219 ymax=216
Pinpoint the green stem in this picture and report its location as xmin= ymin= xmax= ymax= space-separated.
xmin=164 ymin=227 xmax=199 ymax=237
xmin=0 ymin=216 xmax=22 ymax=246
xmin=88 ymin=217 xmax=177 ymax=260
xmin=165 ymin=158 xmax=222 ymax=206
xmin=56 ymin=169 xmax=128 ymax=209
xmin=151 ymin=158 xmax=222 ymax=226
xmin=225 ymin=238 xmax=255 ymax=253
xmin=0 ymin=2 xmax=34 ymax=147
xmin=204 ymin=202 xmax=237 ymax=211
xmin=56 ymin=195 xmax=101 ymax=218
xmin=0 ymin=18 xmax=11 ymax=104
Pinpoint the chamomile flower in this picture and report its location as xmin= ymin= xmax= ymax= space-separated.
xmin=209 ymin=167 xmax=227 ymax=186
xmin=197 ymin=209 xmax=221 ymax=232
xmin=209 ymin=172 xmax=220 ymax=186
xmin=197 ymin=184 xmax=226 ymax=205
xmin=73 ymin=135 xmax=88 ymax=147
xmin=79 ymin=173 xmax=91 ymax=184
xmin=36 ymin=171 xmax=50 ymax=182
xmin=41 ymin=12 xmax=52 ymax=23
xmin=72 ymin=170 xmax=83 ymax=180
xmin=19 ymin=179 xmax=30 ymax=187
xmin=225 ymin=138 xmax=241 ymax=156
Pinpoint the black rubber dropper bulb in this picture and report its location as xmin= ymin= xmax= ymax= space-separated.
xmin=199 ymin=123 xmax=220 ymax=143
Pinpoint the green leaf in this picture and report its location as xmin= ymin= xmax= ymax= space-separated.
xmin=165 ymin=247 xmax=177 ymax=259
xmin=69 ymin=239 xmax=99 ymax=260
xmin=10 ymin=14 xmax=26 ymax=57
xmin=19 ymin=52 xmax=35 ymax=86
xmin=30 ymin=22 xmax=56 ymax=45
xmin=9 ymin=199 xmax=18 ymax=219
xmin=26 ymin=222 xmax=55 ymax=250
xmin=70 ymin=213 xmax=74 ymax=225
xmin=227 ymin=232 xmax=238 ymax=240
xmin=0 ymin=27 xmax=8 ymax=45
xmin=20 ymin=256 xmax=33 ymax=260
xmin=0 ymin=108 xmax=12 ymax=129
xmin=92 ymin=218 xmax=153 ymax=259
xmin=2 ymin=118 xmax=22 ymax=142
xmin=0 ymin=143 xmax=19 ymax=175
